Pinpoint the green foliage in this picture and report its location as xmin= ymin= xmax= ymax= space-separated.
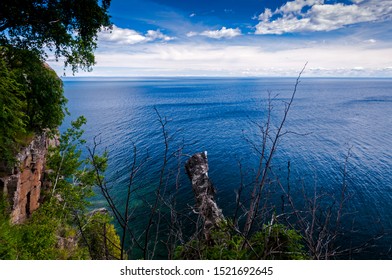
xmin=0 ymin=47 xmax=67 ymax=164
xmin=13 ymin=204 xmax=60 ymax=259
xmin=0 ymin=0 xmax=111 ymax=159
xmin=175 ymin=220 xmax=308 ymax=260
xmin=46 ymin=116 xmax=95 ymax=222
xmin=0 ymin=56 xmax=27 ymax=162
xmin=0 ymin=0 xmax=111 ymax=72
xmin=0 ymin=194 xmax=17 ymax=259
xmin=0 ymin=200 xmax=89 ymax=260
xmin=0 ymin=117 xmax=121 ymax=259
xmin=80 ymin=212 xmax=122 ymax=260
xmin=0 ymin=194 xmax=61 ymax=260
xmin=44 ymin=116 xmax=121 ymax=259
xmin=250 ymin=223 xmax=308 ymax=260
xmin=2 ymin=47 xmax=67 ymax=131
xmin=0 ymin=0 xmax=117 ymax=260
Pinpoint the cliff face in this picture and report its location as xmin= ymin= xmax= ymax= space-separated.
xmin=0 ymin=131 xmax=56 ymax=224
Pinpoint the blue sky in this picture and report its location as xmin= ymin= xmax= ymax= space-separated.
xmin=50 ymin=0 xmax=392 ymax=77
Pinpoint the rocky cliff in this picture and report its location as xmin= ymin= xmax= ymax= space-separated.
xmin=0 ymin=131 xmax=56 ymax=224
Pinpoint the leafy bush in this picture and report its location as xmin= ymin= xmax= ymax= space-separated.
xmin=250 ymin=223 xmax=307 ymax=260
xmin=0 ymin=194 xmax=17 ymax=259
xmin=80 ymin=212 xmax=122 ymax=260
xmin=175 ymin=220 xmax=308 ymax=260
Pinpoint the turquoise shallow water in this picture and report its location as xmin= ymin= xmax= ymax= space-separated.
xmin=62 ymin=77 xmax=392 ymax=259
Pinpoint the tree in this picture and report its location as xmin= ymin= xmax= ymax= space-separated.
xmin=0 ymin=56 xmax=27 ymax=162
xmin=1 ymin=47 xmax=67 ymax=131
xmin=0 ymin=0 xmax=111 ymax=72
xmin=0 ymin=46 xmax=67 ymax=163
xmin=45 ymin=116 xmax=121 ymax=259
xmin=242 ymin=63 xmax=307 ymax=237
xmin=0 ymin=0 xmax=111 ymax=161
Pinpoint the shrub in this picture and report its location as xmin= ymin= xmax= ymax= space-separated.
xmin=175 ymin=220 xmax=308 ymax=260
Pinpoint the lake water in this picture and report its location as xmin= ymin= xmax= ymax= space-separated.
xmin=62 ymin=77 xmax=392 ymax=259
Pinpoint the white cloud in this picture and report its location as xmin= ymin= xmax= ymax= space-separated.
xmin=201 ymin=27 xmax=242 ymax=39
xmin=186 ymin=31 xmax=198 ymax=37
xmin=145 ymin=30 xmax=173 ymax=41
xmin=49 ymin=39 xmax=392 ymax=77
xmin=258 ymin=8 xmax=273 ymax=22
xmin=99 ymin=25 xmax=173 ymax=45
xmin=365 ymin=39 xmax=377 ymax=43
xmin=188 ymin=27 xmax=242 ymax=39
xmin=275 ymin=0 xmax=324 ymax=14
xmin=255 ymin=0 xmax=392 ymax=34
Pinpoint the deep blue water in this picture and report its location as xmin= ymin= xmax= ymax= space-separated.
xmin=62 ymin=77 xmax=392 ymax=259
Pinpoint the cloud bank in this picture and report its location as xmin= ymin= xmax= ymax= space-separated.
xmin=255 ymin=0 xmax=392 ymax=34
xmin=48 ymin=1 xmax=392 ymax=77
xmin=49 ymin=40 xmax=392 ymax=77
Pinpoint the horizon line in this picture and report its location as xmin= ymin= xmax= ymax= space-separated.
xmin=60 ymin=75 xmax=392 ymax=79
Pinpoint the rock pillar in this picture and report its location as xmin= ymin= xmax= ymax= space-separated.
xmin=185 ymin=151 xmax=223 ymax=240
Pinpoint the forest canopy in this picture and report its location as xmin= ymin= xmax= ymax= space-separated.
xmin=0 ymin=0 xmax=111 ymax=72
xmin=0 ymin=0 xmax=112 ymax=162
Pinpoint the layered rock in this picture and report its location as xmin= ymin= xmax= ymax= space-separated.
xmin=0 ymin=131 xmax=56 ymax=224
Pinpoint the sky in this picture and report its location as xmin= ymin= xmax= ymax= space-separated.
xmin=50 ymin=0 xmax=392 ymax=77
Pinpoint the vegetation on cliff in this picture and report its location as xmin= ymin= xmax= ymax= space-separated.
xmin=0 ymin=48 xmax=65 ymax=164
xmin=0 ymin=56 xmax=27 ymax=163
xmin=0 ymin=118 xmax=121 ymax=259
xmin=0 ymin=0 xmax=119 ymax=259
xmin=0 ymin=0 xmax=112 ymax=164
xmin=175 ymin=220 xmax=307 ymax=260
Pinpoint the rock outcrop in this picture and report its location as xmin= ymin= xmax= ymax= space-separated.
xmin=0 ymin=131 xmax=56 ymax=224
xmin=185 ymin=151 xmax=223 ymax=240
